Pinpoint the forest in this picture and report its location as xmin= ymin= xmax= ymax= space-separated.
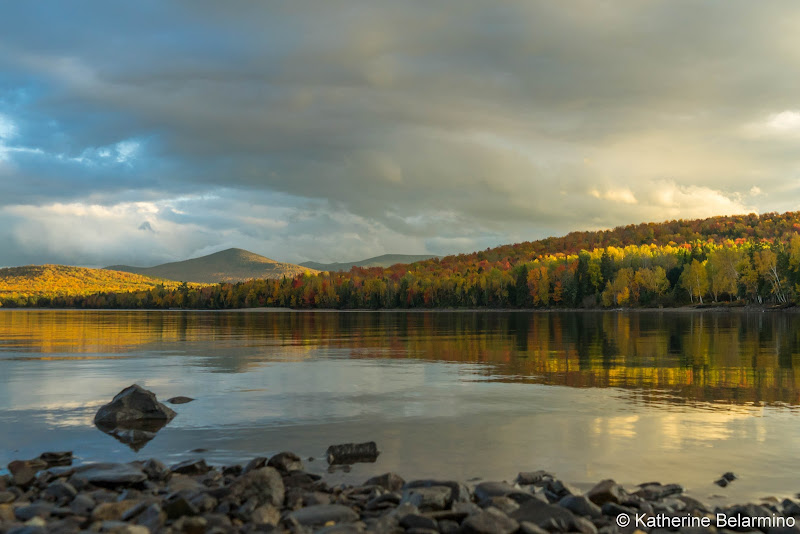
xmin=4 ymin=211 xmax=800 ymax=310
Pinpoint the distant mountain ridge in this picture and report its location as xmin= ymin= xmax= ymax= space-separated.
xmin=107 ymin=248 xmax=318 ymax=283
xmin=300 ymin=254 xmax=439 ymax=272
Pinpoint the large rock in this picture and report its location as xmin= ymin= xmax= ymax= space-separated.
xmin=94 ymin=385 xmax=177 ymax=426
xmin=462 ymin=508 xmax=520 ymax=534
xmin=510 ymin=499 xmax=577 ymax=531
xmin=227 ymin=467 xmax=285 ymax=508
xmin=71 ymin=463 xmax=147 ymax=488
xmin=326 ymin=441 xmax=379 ymax=465
xmin=587 ymin=479 xmax=625 ymax=506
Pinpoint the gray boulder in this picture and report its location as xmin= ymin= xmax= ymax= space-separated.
xmin=94 ymin=385 xmax=177 ymax=426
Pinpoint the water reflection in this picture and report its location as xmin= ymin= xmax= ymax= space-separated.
xmin=2 ymin=310 xmax=800 ymax=503
xmin=2 ymin=310 xmax=800 ymax=406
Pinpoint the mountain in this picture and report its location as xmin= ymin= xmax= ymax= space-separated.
xmin=0 ymin=264 xmax=188 ymax=304
xmin=300 ymin=254 xmax=439 ymax=272
xmin=107 ymin=248 xmax=319 ymax=284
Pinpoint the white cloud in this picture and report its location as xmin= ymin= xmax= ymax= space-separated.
xmin=766 ymin=110 xmax=800 ymax=132
xmin=589 ymin=188 xmax=638 ymax=205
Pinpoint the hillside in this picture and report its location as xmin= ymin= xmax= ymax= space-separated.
xmin=0 ymin=265 xmax=190 ymax=305
xmin=300 ymin=254 xmax=439 ymax=272
xmin=17 ymin=210 xmax=800 ymax=310
xmin=107 ymin=248 xmax=318 ymax=283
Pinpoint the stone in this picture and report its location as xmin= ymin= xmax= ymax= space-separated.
xmin=587 ymin=479 xmax=626 ymax=506
xmin=0 ymin=503 xmax=16 ymax=521
xmin=722 ymin=472 xmax=737 ymax=482
xmin=287 ymin=504 xmax=359 ymax=526
xmin=326 ymin=442 xmax=379 ymax=465
xmin=14 ymin=503 xmax=53 ymax=521
xmin=7 ymin=460 xmax=43 ymax=488
xmin=242 ymin=457 xmax=268 ymax=475
xmin=163 ymin=493 xmax=200 ymax=520
xmin=400 ymin=486 xmax=452 ymax=511
xmin=267 ymin=451 xmax=304 ymax=474
xmin=475 ymin=481 xmax=537 ymax=505
xmin=140 ymin=458 xmax=171 ymax=482
xmin=482 ymin=496 xmax=520 ymax=515
xmin=520 ymin=521 xmax=550 ymax=534
xmin=364 ymin=472 xmax=405 ymax=492
xmin=558 ymin=495 xmax=603 ymax=518
xmin=634 ymin=482 xmax=683 ymax=501
xmin=517 ymin=471 xmax=554 ymax=486
xmin=251 ymin=503 xmax=281 ymax=525
xmin=510 ymin=499 xmax=577 ymax=530
xmin=135 ymin=503 xmax=166 ymax=531
xmin=403 ymin=480 xmax=471 ymax=505
xmin=70 ymin=493 xmax=95 ymax=515
xmin=37 ymin=452 xmax=72 ymax=468
xmin=462 ymin=507 xmax=520 ymax=534
xmin=171 ymin=459 xmax=211 ymax=476
xmin=72 ymin=463 xmax=147 ymax=488
xmin=715 ymin=478 xmax=729 ymax=488
xmin=91 ymin=500 xmax=141 ymax=521
xmin=43 ymin=481 xmax=77 ymax=503
xmin=94 ymin=384 xmax=177 ymax=426
xmin=399 ymin=513 xmax=438 ymax=530
xmin=227 ymin=467 xmax=285 ymax=508
xmin=172 ymin=515 xmax=207 ymax=533
xmin=166 ymin=396 xmax=195 ymax=404
xmin=0 ymin=490 xmax=15 ymax=504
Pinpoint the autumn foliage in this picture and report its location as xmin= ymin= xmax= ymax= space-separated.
xmin=5 ymin=211 xmax=800 ymax=309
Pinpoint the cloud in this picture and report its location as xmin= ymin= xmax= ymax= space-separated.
xmin=0 ymin=1 xmax=798 ymax=265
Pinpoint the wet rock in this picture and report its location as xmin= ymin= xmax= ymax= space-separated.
xmin=462 ymin=507 xmax=520 ymax=534
xmin=69 ymin=493 xmax=95 ymax=515
xmin=364 ymin=472 xmax=405 ymax=492
xmin=135 ymin=503 xmax=166 ymax=531
xmin=171 ymin=459 xmax=211 ymax=476
xmin=242 ymin=457 xmax=268 ymax=475
xmin=139 ymin=458 xmax=171 ymax=482
xmin=95 ymin=385 xmax=177 ymax=426
xmin=715 ymin=478 xmax=730 ymax=488
xmin=326 ymin=442 xmax=379 ymax=465
xmin=510 ymin=499 xmax=577 ymax=531
xmin=103 ymin=428 xmax=160 ymax=453
xmin=403 ymin=479 xmax=471 ymax=505
xmin=517 ymin=471 xmax=554 ymax=486
xmin=227 ymin=467 xmax=285 ymax=508
xmin=166 ymin=396 xmax=195 ymax=404
xmin=399 ymin=513 xmax=438 ymax=530
xmin=475 ymin=481 xmax=538 ymax=505
xmin=520 ymin=521 xmax=550 ymax=534
xmin=0 ymin=490 xmax=16 ymax=504
xmin=400 ymin=486 xmax=452 ymax=511
xmin=14 ymin=503 xmax=54 ymax=521
xmin=71 ymin=463 xmax=147 ymax=488
xmin=587 ymin=479 xmax=626 ymax=506
xmin=558 ymin=495 xmax=603 ymax=518
xmin=267 ymin=451 xmax=304 ymax=474
xmin=7 ymin=460 xmax=45 ymax=488
xmin=722 ymin=472 xmax=738 ymax=482
xmin=91 ymin=500 xmax=141 ymax=522
xmin=482 ymin=496 xmax=520 ymax=515
xmin=172 ymin=515 xmax=207 ymax=533
xmin=251 ymin=503 xmax=281 ymax=525
xmin=635 ymin=482 xmax=683 ymax=501
xmin=42 ymin=480 xmax=77 ymax=505
xmin=287 ymin=504 xmax=359 ymax=526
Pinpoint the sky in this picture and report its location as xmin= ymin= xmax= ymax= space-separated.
xmin=1 ymin=1 xmax=799 ymax=268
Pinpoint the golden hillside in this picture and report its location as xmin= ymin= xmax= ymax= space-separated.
xmin=0 ymin=264 xmax=193 ymax=302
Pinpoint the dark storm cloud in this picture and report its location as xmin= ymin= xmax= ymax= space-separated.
xmin=0 ymin=1 xmax=798 ymax=266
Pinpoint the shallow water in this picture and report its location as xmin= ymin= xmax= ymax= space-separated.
xmin=1 ymin=309 xmax=799 ymax=503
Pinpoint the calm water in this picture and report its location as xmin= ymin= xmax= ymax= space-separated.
xmin=1 ymin=309 xmax=800 ymax=503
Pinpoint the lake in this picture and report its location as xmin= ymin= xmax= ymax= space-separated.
xmin=1 ymin=309 xmax=799 ymax=504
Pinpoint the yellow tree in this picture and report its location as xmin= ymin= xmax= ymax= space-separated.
xmin=680 ymin=260 xmax=709 ymax=304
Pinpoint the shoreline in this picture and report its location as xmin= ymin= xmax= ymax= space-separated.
xmin=1 ymin=451 xmax=798 ymax=533
xmin=0 ymin=304 xmax=796 ymax=313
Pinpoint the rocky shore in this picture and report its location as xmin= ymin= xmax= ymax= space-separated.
xmin=1 ymin=450 xmax=798 ymax=534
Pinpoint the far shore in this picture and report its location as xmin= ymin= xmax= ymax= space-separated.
xmin=0 ymin=304 xmax=797 ymax=314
